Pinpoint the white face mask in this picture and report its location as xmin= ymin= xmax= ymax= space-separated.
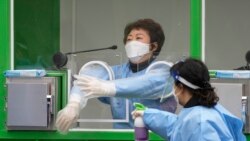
xmin=125 ymin=41 xmax=150 ymax=63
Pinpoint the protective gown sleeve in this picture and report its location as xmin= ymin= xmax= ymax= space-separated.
xmin=143 ymin=108 xmax=177 ymax=140
xmin=176 ymin=117 xmax=224 ymax=141
xmin=199 ymin=121 xmax=227 ymax=141
xmin=172 ymin=106 xmax=242 ymax=141
xmin=70 ymin=62 xmax=113 ymax=106
xmin=184 ymin=117 xmax=236 ymax=141
xmin=113 ymin=66 xmax=173 ymax=99
xmin=70 ymin=85 xmax=88 ymax=109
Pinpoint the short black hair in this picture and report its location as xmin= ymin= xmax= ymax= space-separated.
xmin=123 ymin=19 xmax=165 ymax=56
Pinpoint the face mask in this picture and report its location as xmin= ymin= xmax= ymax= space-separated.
xmin=125 ymin=41 xmax=150 ymax=62
xmin=173 ymin=88 xmax=181 ymax=104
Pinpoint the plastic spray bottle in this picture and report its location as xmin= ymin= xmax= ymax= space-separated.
xmin=133 ymin=103 xmax=148 ymax=141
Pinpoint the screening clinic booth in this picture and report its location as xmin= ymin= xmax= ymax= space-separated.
xmin=0 ymin=0 xmax=250 ymax=140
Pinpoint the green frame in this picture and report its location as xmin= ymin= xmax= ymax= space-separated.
xmin=1 ymin=0 xmax=249 ymax=140
xmin=190 ymin=0 xmax=202 ymax=59
xmin=0 ymin=0 xmax=10 ymax=135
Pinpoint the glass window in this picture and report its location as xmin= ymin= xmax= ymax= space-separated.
xmin=60 ymin=0 xmax=190 ymax=130
xmin=14 ymin=0 xmax=190 ymax=130
xmin=205 ymin=0 xmax=250 ymax=70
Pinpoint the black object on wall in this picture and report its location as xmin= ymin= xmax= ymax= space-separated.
xmin=53 ymin=45 xmax=117 ymax=69
xmin=235 ymin=50 xmax=250 ymax=70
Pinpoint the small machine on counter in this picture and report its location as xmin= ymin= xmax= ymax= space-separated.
xmin=4 ymin=70 xmax=59 ymax=130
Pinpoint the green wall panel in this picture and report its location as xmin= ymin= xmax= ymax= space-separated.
xmin=14 ymin=0 xmax=59 ymax=69
xmin=0 ymin=0 xmax=10 ymax=133
xmin=190 ymin=0 xmax=202 ymax=59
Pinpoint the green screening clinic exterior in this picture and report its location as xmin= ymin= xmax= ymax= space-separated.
xmin=0 ymin=0 xmax=249 ymax=140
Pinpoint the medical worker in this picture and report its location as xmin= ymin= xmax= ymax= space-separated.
xmin=132 ymin=58 xmax=246 ymax=141
xmin=56 ymin=19 xmax=177 ymax=133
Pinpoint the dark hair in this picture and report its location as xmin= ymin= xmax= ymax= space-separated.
xmin=170 ymin=58 xmax=219 ymax=107
xmin=123 ymin=19 xmax=165 ymax=56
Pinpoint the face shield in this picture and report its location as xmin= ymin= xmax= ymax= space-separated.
xmin=70 ymin=61 xmax=114 ymax=108
xmin=145 ymin=61 xmax=174 ymax=102
xmin=78 ymin=61 xmax=114 ymax=80
xmin=145 ymin=61 xmax=177 ymax=113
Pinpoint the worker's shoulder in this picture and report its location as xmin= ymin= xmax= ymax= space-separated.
xmin=187 ymin=106 xmax=222 ymax=121
xmin=198 ymin=106 xmax=224 ymax=124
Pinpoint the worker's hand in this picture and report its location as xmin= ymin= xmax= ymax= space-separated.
xmin=131 ymin=110 xmax=145 ymax=119
xmin=74 ymin=75 xmax=116 ymax=98
xmin=55 ymin=101 xmax=80 ymax=134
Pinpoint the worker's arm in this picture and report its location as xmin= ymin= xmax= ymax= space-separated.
xmin=114 ymin=65 xmax=173 ymax=99
xmin=143 ymin=108 xmax=177 ymax=140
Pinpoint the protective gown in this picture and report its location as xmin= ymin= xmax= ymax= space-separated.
xmin=143 ymin=104 xmax=246 ymax=141
xmin=71 ymin=61 xmax=176 ymax=129
xmin=99 ymin=61 xmax=177 ymax=128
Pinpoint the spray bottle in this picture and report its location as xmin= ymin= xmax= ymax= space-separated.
xmin=133 ymin=103 xmax=148 ymax=141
